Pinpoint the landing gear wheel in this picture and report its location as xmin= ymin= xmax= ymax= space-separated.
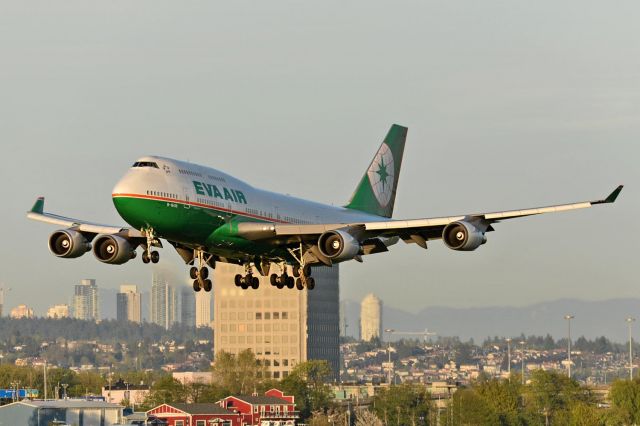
xmin=295 ymin=278 xmax=304 ymax=290
xmin=142 ymin=252 xmax=150 ymax=264
xmin=193 ymin=280 xmax=201 ymax=292
xmin=286 ymin=275 xmax=294 ymax=289
xmin=302 ymin=264 xmax=312 ymax=277
xmin=251 ymin=276 xmax=259 ymax=289
xmin=241 ymin=274 xmax=251 ymax=290
xmin=234 ymin=274 xmax=242 ymax=287
xmin=203 ymin=279 xmax=212 ymax=292
xmin=199 ymin=267 xmax=209 ymax=279
xmin=292 ymin=265 xmax=301 ymax=278
xmin=306 ymin=277 xmax=315 ymax=290
xmin=270 ymin=274 xmax=278 ymax=286
xmin=190 ymin=267 xmax=198 ymax=279
xmin=150 ymin=251 xmax=160 ymax=263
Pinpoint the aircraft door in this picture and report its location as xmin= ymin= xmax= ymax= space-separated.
xmin=182 ymin=187 xmax=191 ymax=209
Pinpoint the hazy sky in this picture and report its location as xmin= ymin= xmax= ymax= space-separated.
xmin=0 ymin=1 xmax=638 ymax=317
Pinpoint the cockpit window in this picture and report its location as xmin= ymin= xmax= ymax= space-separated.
xmin=132 ymin=161 xmax=159 ymax=168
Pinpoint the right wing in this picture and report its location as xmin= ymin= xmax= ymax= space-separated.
xmin=26 ymin=197 xmax=143 ymax=237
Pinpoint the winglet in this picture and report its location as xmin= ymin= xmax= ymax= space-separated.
xmin=30 ymin=197 xmax=45 ymax=214
xmin=593 ymin=185 xmax=623 ymax=205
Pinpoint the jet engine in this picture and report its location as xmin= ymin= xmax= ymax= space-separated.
xmin=442 ymin=221 xmax=487 ymax=251
xmin=93 ymin=234 xmax=137 ymax=264
xmin=48 ymin=230 xmax=92 ymax=258
xmin=318 ymin=230 xmax=361 ymax=261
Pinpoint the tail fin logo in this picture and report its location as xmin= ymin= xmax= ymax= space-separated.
xmin=367 ymin=142 xmax=395 ymax=207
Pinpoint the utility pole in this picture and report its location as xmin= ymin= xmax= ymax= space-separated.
xmin=506 ymin=338 xmax=512 ymax=380
xmin=43 ymin=360 xmax=47 ymax=401
xmin=384 ymin=328 xmax=395 ymax=385
xmin=519 ymin=341 xmax=526 ymax=385
xmin=627 ymin=317 xmax=635 ymax=380
xmin=564 ymin=315 xmax=574 ymax=379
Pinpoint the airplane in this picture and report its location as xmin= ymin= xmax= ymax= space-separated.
xmin=27 ymin=124 xmax=623 ymax=293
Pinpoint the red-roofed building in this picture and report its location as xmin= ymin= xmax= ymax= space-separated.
xmin=218 ymin=389 xmax=298 ymax=426
xmin=146 ymin=403 xmax=241 ymax=426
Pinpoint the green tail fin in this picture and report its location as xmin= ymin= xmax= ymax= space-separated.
xmin=345 ymin=124 xmax=407 ymax=218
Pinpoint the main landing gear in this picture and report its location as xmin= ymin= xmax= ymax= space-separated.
xmin=192 ymin=250 xmax=213 ymax=292
xmin=235 ymin=264 xmax=259 ymax=290
xmin=270 ymin=264 xmax=314 ymax=291
xmin=141 ymin=228 xmax=160 ymax=264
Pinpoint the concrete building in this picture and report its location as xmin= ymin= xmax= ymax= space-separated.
xmin=195 ymin=290 xmax=212 ymax=328
xmin=116 ymin=284 xmax=142 ymax=323
xmin=173 ymin=371 xmax=213 ymax=386
xmin=73 ymin=279 xmax=99 ymax=321
xmin=0 ymin=400 xmax=123 ymax=426
xmin=180 ymin=286 xmax=195 ymax=327
xmin=213 ymin=263 xmax=340 ymax=380
xmin=46 ymin=304 xmax=70 ymax=319
xmin=102 ymin=378 xmax=150 ymax=408
xmin=360 ymin=293 xmax=382 ymax=341
xmin=150 ymin=273 xmax=177 ymax=329
xmin=10 ymin=304 xmax=34 ymax=319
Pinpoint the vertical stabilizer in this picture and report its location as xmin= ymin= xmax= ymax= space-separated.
xmin=345 ymin=124 xmax=407 ymax=218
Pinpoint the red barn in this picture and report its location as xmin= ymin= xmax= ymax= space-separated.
xmin=146 ymin=402 xmax=241 ymax=426
xmin=218 ymin=389 xmax=298 ymax=426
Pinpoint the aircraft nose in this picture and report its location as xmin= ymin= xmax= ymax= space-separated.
xmin=112 ymin=171 xmax=133 ymax=196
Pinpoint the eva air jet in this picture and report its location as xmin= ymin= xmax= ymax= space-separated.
xmin=28 ymin=125 xmax=622 ymax=292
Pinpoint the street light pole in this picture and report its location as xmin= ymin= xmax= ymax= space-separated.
xmin=564 ymin=315 xmax=574 ymax=379
xmin=519 ymin=341 xmax=526 ymax=385
xmin=384 ymin=329 xmax=395 ymax=385
xmin=627 ymin=317 xmax=635 ymax=380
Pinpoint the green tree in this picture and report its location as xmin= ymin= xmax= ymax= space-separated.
xmin=142 ymin=375 xmax=186 ymax=409
xmin=211 ymin=349 xmax=267 ymax=394
xmin=280 ymin=360 xmax=334 ymax=421
xmin=372 ymin=383 xmax=431 ymax=426
xmin=609 ymin=379 xmax=640 ymax=424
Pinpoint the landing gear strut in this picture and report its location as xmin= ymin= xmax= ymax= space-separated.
xmin=234 ymin=264 xmax=259 ymax=290
xmin=192 ymin=250 xmax=212 ymax=292
xmin=271 ymin=264 xmax=314 ymax=290
xmin=141 ymin=228 xmax=160 ymax=264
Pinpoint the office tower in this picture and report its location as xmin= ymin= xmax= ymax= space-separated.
xmin=360 ymin=293 xmax=382 ymax=341
xmin=150 ymin=273 xmax=177 ymax=329
xmin=10 ymin=304 xmax=34 ymax=319
xmin=46 ymin=304 xmax=70 ymax=319
xmin=213 ymin=263 xmax=340 ymax=380
xmin=339 ymin=301 xmax=348 ymax=337
xmin=181 ymin=286 xmax=196 ymax=327
xmin=73 ymin=279 xmax=99 ymax=321
xmin=195 ymin=290 xmax=212 ymax=328
xmin=116 ymin=284 xmax=142 ymax=323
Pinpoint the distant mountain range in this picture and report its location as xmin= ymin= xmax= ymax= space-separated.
xmin=342 ymin=298 xmax=640 ymax=343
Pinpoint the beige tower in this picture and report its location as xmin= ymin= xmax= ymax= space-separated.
xmin=73 ymin=279 xmax=99 ymax=321
xmin=213 ymin=263 xmax=339 ymax=380
xmin=117 ymin=284 xmax=142 ymax=323
xmin=360 ymin=293 xmax=383 ymax=341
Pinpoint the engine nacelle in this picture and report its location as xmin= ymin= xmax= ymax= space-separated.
xmin=318 ymin=230 xmax=361 ymax=261
xmin=442 ymin=221 xmax=487 ymax=251
xmin=93 ymin=234 xmax=136 ymax=265
xmin=48 ymin=230 xmax=92 ymax=258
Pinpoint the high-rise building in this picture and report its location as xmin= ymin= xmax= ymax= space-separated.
xmin=73 ymin=279 xmax=99 ymax=321
xmin=181 ymin=286 xmax=196 ymax=327
xmin=10 ymin=304 xmax=34 ymax=319
xmin=46 ymin=304 xmax=70 ymax=319
xmin=213 ymin=263 xmax=340 ymax=380
xmin=195 ymin=290 xmax=212 ymax=328
xmin=150 ymin=273 xmax=177 ymax=329
xmin=360 ymin=293 xmax=382 ymax=342
xmin=117 ymin=284 xmax=142 ymax=323
xmin=339 ymin=301 xmax=348 ymax=337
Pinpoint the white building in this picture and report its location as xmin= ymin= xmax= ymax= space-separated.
xmin=73 ymin=279 xmax=99 ymax=321
xmin=46 ymin=304 xmax=70 ymax=319
xmin=150 ymin=273 xmax=177 ymax=329
xmin=116 ymin=284 xmax=142 ymax=323
xmin=10 ymin=304 xmax=34 ymax=319
xmin=195 ymin=290 xmax=212 ymax=328
xmin=360 ymin=293 xmax=382 ymax=341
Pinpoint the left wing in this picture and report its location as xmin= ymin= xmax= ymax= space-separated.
xmin=238 ymin=185 xmax=623 ymax=250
